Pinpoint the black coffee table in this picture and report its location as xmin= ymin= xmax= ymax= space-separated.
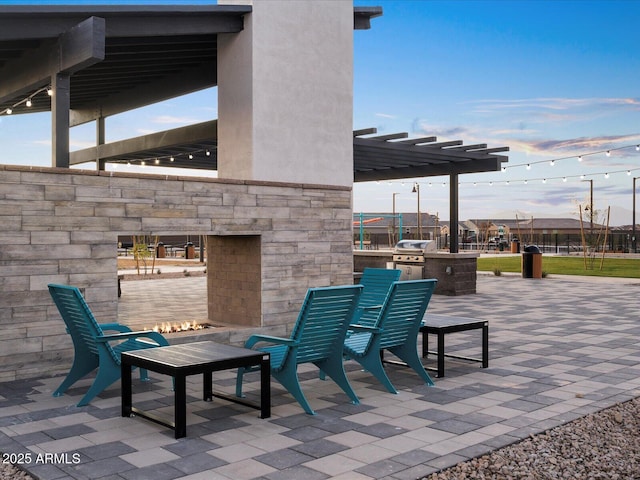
xmin=121 ymin=341 xmax=270 ymax=438
xmin=420 ymin=314 xmax=489 ymax=377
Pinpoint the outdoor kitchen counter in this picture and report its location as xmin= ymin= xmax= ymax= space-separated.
xmin=353 ymin=250 xmax=479 ymax=296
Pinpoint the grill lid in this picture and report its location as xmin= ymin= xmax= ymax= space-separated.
xmin=393 ymin=240 xmax=436 ymax=254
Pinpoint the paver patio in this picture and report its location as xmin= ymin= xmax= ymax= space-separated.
xmin=1 ymin=273 xmax=639 ymax=480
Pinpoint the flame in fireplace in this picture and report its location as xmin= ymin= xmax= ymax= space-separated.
xmin=147 ymin=320 xmax=208 ymax=334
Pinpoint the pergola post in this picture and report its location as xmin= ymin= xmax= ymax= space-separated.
xmin=96 ymin=116 xmax=105 ymax=171
xmin=52 ymin=73 xmax=71 ymax=168
xmin=449 ymin=173 xmax=459 ymax=253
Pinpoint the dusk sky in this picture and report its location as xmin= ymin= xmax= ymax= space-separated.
xmin=1 ymin=0 xmax=639 ymax=225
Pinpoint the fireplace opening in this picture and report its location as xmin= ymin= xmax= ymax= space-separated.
xmin=147 ymin=321 xmax=213 ymax=334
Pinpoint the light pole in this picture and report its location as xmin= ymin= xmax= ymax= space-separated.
xmin=412 ymin=182 xmax=421 ymax=239
xmin=633 ymin=177 xmax=638 ymax=253
xmin=392 ymin=192 xmax=400 ymax=245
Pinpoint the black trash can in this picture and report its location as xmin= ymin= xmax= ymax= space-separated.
xmin=522 ymin=245 xmax=542 ymax=278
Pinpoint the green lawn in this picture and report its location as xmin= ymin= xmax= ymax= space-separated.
xmin=477 ymin=255 xmax=640 ymax=278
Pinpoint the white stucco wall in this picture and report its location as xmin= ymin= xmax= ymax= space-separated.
xmin=218 ymin=0 xmax=354 ymax=187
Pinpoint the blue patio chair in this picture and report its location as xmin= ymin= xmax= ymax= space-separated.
xmin=355 ymin=267 xmax=401 ymax=327
xmin=344 ymin=279 xmax=437 ymax=394
xmin=236 ymin=284 xmax=363 ymax=415
xmin=48 ymin=284 xmax=170 ymax=407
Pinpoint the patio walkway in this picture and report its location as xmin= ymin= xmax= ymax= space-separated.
xmin=1 ymin=273 xmax=639 ymax=480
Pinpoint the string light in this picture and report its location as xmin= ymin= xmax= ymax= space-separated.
xmin=501 ymin=143 xmax=639 ymax=172
xmin=1 ymin=85 xmax=51 ymax=115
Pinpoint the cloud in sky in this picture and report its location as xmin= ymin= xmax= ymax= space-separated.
xmin=510 ymin=134 xmax=640 ymax=158
xmin=467 ymin=97 xmax=640 ymax=113
xmin=151 ymin=115 xmax=202 ymax=125
xmin=375 ymin=113 xmax=396 ymax=119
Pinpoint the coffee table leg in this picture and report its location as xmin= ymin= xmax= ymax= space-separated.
xmin=174 ymin=375 xmax=187 ymax=439
xmin=437 ymin=332 xmax=445 ymax=378
xmin=203 ymin=371 xmax=212 ymax=401
xmin=422 ymin=328 xmax=428 ymax=357
xmin=121 ymin=364 xmax=132 ymax=418
xmin=260 ymin=355 xmax=271 ymax=419
xmin=482 ymin=323 xmax=489 ymax=368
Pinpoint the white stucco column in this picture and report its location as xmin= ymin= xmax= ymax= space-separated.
xmin=217 ymin=0 xmax=354 ymax=187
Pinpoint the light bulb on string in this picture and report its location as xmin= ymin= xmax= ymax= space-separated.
xmin=550 ymin=160 xmax=555 ymax=166
xmin=628 ymin=170 xmax=632 ymax=176
xmin=606 ymin=151 xmax=611 ymax=157
xmin=6 ymin=108 xmax=11 ymax=114
xmin=578 ymin=156 xmax=583 ymax=162
xmin=26 ymin=98 xmax=32 ymax=107
xmin=563 ymin=177 xmax=567 ymax=182
xmin=542 ymin=179 xmax=546 ymax=183
xmin=604 ymin=173 xmax=609 ymax=179
xmin=636 ymin=145 xmax=640 ymax=151
xmin=580 ymin=174 xmax=585 ymax=179
xmin=47 ymin=87 xmax=53 ymax=96
xmin=526 ymin=164 xmax=531 ymax=170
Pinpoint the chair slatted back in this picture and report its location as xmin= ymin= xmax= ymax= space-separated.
xmin=48 ymin=284 xmax=118 ymax=364
xmin=291 ymin=285 xmax=363 ymax=364
xmin=357 ymin=268 xmax=401 ymax=327
xmin=377 ymin=279 xmax=437 ymax=350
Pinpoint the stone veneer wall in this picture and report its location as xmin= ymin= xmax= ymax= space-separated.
xmin=0 ymin=165 xmax=353 ymax=382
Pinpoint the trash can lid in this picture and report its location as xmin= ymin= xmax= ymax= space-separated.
xmin=523 ymin=245 xmax=541 ymax=253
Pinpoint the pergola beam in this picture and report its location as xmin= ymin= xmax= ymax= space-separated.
xmin=0 ymin=17 xmax=105 ymax=104
xmin=70 ymin=120 xmax=218 ymax=165
xmin=70 ymin=61 xmax=215 ymax=126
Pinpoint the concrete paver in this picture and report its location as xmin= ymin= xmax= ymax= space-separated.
xmin=1 ymin=273 xmax=639 ymax=479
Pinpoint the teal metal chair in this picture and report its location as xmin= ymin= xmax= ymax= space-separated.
xmin=355 ymin=267 xmax=401 ymax=327
xmin=236 ymin=284 xmax=363 ymax=415
xmin=344 ymin=279 xmax=437 ymax=394
xmin=48 ymin=284 xmax=170 ymax=407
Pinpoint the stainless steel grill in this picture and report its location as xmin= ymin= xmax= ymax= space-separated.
xmin=392 ymin=240 xmax=436 ymax=280
xmin=392 ymin=240 xmax=436 ymax=263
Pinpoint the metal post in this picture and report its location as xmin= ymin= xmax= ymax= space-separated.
xmin=96 ymin=116 xmax=105 ymax=171
xmin=392 ymin=193 xmax=400 ymax=245
xmin=450 ymin=173 xmax=459 ymax=253
xmin=632 ymin=177 xmax=637 ymax=252
xmin=412 ymin=183 xmax=421 ymax=240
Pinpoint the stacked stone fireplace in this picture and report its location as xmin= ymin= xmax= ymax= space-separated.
xmin=0 ymin=165 xmax=354 ymax=381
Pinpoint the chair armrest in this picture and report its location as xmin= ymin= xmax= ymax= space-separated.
xmin=97 ymin=331 xmax=169 ymax=346
xmin=361 ymin=305 xmax=383 ymax=311
xmin=99 ymin=323 xmax=132 ymax=333
xmin=349 ymin=324 xmax=381 ymax=334
xmin=245 ymin=334 xmax=298 ymax=349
